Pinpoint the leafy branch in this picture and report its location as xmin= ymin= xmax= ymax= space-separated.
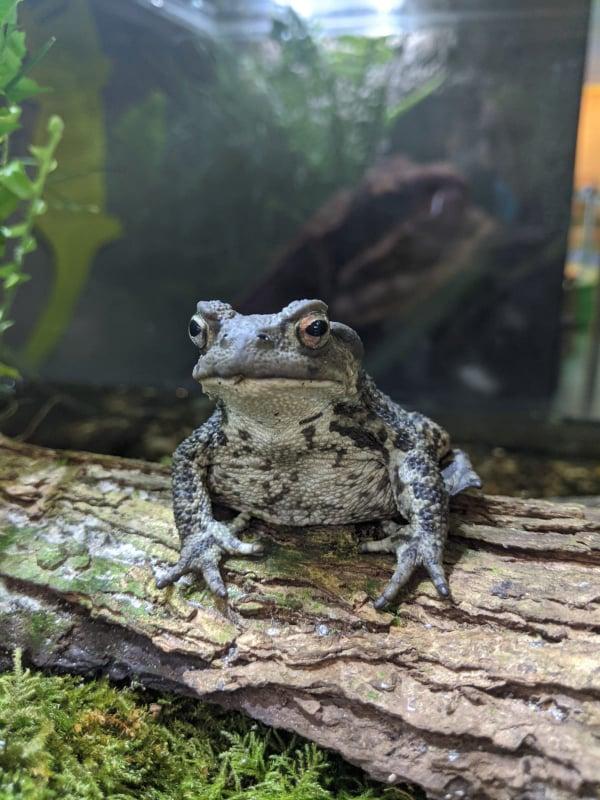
xmin=0 ymin=0 xmax=63 ymax=378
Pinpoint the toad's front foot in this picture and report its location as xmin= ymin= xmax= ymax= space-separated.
xmin=360 ymin=523 xmax=449 ymax=609
xmin=156 ymin=518 xmax=263 ymax=597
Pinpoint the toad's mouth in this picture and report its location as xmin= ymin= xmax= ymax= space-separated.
xmin=198 ymin=375 xmax=344 ymax=389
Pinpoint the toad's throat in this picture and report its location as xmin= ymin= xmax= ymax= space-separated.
xmin=199 ymin=376 xmax=355 ymax=428
xmin=198 ymin=376 xmax=353 ymax=409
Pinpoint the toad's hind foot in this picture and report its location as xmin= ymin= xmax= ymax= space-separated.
xmin=442 ymin=448 xmax=481 ymax=496
xmin=156 ymin=515 xmax=263 ymax=597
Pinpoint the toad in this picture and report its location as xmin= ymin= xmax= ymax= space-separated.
xmin=156 ymin=299 xmax=481 ymax=608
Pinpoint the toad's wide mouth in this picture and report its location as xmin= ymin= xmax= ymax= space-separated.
xmin=197 ymin=375 xmax=345 ymax=390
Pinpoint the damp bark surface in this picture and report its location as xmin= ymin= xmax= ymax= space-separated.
xmin=0 ymin=435 xmax=599 ymax=800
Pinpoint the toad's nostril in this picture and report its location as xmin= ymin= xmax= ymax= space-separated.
xmin=256 ymin=332 xmax=272 ymax=344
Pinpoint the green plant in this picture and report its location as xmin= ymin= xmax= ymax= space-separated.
xmin=19 ymin=0 xmax=120 ymax=370
xmin=0 ymin=650 xmax=419 ymax=800
xmin=0 ymin=0 xmax=63 ymax=378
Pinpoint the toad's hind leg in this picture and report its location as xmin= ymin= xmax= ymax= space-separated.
xmin=368 ymin=449 xmax=451 ymax=608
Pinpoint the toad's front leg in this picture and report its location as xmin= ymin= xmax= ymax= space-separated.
xmin=363 ymin=449 xmax=450 ymax=609
xmin=155 ymin=414 xmax=263 ymax=597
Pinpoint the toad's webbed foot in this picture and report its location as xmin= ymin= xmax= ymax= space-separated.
xmin=442 ymin=448 xmax=481 ymax=496
xmin=360 ymin=520 xmax=449 ymax=609
xmin=156 ymin=515 xmax=263 ymax=597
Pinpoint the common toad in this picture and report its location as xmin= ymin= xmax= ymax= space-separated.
xmin=156 ymin=299 xmax=481 ymax=608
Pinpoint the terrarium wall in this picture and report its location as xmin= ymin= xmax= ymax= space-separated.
xmin=2 ymin=0 xmax=592 ymax=451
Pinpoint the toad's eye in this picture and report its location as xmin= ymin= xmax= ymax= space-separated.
xmin=189 ymin=315 xmax=208 ymax=348
xmin=296 ymin=314 xmax=330 ymax=349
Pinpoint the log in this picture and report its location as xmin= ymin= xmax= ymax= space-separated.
xmin=0 ymin=434 xmax=599 ymax=800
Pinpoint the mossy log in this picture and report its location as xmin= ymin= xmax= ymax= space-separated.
xmin=0 ymin=435 xmax=599 ymax=800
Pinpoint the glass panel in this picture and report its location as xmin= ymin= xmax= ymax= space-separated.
xmin=1 ymin=0 xmax=593 ymax=457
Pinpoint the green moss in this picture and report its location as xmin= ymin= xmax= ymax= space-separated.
xmin=35 ymin=544 xmax=68 ymax=571
xmin=0 ymin=651 xmax=419 ymax=800
xmin=255 ymin=541 xmax=306 ymax=574
xmin=364 ymin=578 xmax=381 ymax=598
xmin=329 ymin=530 xmax=360 ymax=558
xmin=0 ymin=526 xmax=22 ymax=554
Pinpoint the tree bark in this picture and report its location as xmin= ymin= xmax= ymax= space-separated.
xmin=0 ymin=435 xmax=599 ymax=800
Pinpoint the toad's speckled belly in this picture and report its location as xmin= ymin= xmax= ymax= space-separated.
xmin=207 ymin=447 xmax=396 ymax=526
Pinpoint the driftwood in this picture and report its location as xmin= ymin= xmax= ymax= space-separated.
xmin=0 ymin=435 xmax=599 ymax=800
xmin=239 ymin=156 xmax=495 ymax=335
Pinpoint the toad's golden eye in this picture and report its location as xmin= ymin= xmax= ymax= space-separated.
xmin=296 ymin=314 xmax=330 ymax=349
xmin=189 ymin=314 xmax=208 ymax=349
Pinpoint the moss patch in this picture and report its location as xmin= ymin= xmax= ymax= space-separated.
xmin=0 ymin=651 xmax=419 ymax=800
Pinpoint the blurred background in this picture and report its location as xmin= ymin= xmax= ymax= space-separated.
xmin=1 ymin=0 xmax=599 ymax=496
